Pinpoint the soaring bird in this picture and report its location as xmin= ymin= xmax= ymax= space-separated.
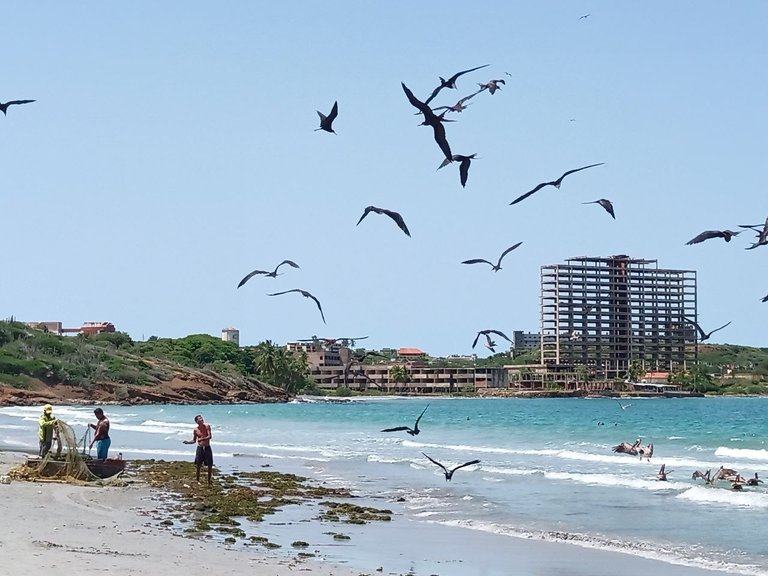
xmin=740 ymin=216 xmax=768 ymax=250
xmin=685 ymin=230 xmax=741 ymax=245
xmin=583 ymin=199 xmax=615 ymax=219
xmin=432 ymin=91 xmax=482 ymax=114
xmin=461 ymin=242 xmax=523 ymax=272
xmin=762 ymin=293 xmax=768 ymax=303
xmin=315 ymin=101 xmax=338 ymax=133
xmin=615 ymin=399 xmax=632 ymax=411
xmin=472 ymin=329 xmax=512 ymax=352
xmin=510 ymin=163 xmax=605 ymax=206
xmin=357 ymin=206 xmax=411 ymax=237
xmin=683 ymin=317 xmax=731 ymax=341
xmin=421 ymin=452 xmax=481 ymax=481
xmin=438 ymin=154 xmax=477 ymax=187
xmin=579 ymin=14 xmax=591 ymax=19
xmin=402 ymin=82 xmax=453 ymax=161
xmin=381 ymin=404 xmax=429 ymax=436
xmin=424 ymin=64 xmax=489 ymax=105
xmin=267 ymin=288 xmax=326 ymax=324
xmin=237 ymin=260 xmax=300 ymax=288
xmin=477 ymin=79 xmax=505 ymax=94
xmin=0 ymin=99 xmax=35 ymax=115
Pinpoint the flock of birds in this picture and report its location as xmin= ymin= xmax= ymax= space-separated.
xmin=380 ymin=404 xmax=480 ymax=481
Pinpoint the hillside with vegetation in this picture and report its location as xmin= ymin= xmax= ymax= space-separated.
xmin=0 ymin=321 xmax=310 ymax=405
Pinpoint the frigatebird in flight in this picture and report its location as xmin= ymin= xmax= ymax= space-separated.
xmin=685 ymin=230 xmax=741 ymax=245
xmin=472 ymin=330 xmax=512 ymax=352
xmin=315 ymin=101 xmax=338 ymax=133
xmin=740 ymin=217 xmax=768 ymax=250
xmin=0 ymin=100 xmax=35 ymax=115
xmin=381 ymin=404 xmax=429 ymax=436
xmin=683 ymin=317 xmax=731 ymax=341
xmin=461 ymin=242 xmax=523 ymax=272
xmin=422 ymin=453 xmax=481 ymax=481
xmin=510 ymin=163 xmax=604 ymax=206
xmin=439 ymin=154 xmax=477 ymax=188
xmin=357 ymin=206 xmax=411 ymax=237
xmin=267 ymin=288 xmax=326 ymax=324
xmin=583 ymin=199 xmax=615 ymax=219
xmin=762 ymin=293 xmax=768 ymax=303
xmin=432 ymin=91 xmax=482 ymax=114
xmin=237 ymin=260 xmax=300 ymax=288
xmin=424 ymin=64 xmax=489 ymax=105
xmin=478 ymin=79 xmax=505 ymax=94
xmin=401 ymin=82 xmax=453 ymax=161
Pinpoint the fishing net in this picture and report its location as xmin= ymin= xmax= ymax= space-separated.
xmin=8 ymin=419 xmax=124 ymax=485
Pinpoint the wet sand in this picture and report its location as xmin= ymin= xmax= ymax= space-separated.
xmin=0 ymin=450 xmax=730 ymax=576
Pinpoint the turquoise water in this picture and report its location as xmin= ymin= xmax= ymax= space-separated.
xmin=2 ymin=396 xmax=768 ymax=575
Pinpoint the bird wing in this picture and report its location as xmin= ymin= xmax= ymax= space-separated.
xmin=509 ymin=182 xmax=550 ymax=205
xmin=686 ymin=231 xmax=721 ymax=245
xmin=276 ymin=259 xmax=301 ymax=272
xmin=237 ymin=269 xmax=269 ymax=288
xmin=356 ymin=206 xmax=376 ymax=226
xmin=382 ymin=209 xmax=411 ymax=237
xmin=458 ymin=157 xmax=470 ymax=187
xmin=7 ymin=99 xmax=36 ymax=106
xmin=496 ymin=242 xmax=524 ymax=267
xmin=484 ymin=333 xmax=495 ymax=350
xmin=762 ymin=293 xmax=768 ymax=303
xmin=471 ymin=332 xmax=482 ymax=349
xmin=437 ymin=156 xmax=455 ymax=170
xmin=429 ymin=118 xmax=453 ymax=161
xmin=461 ymin=258 xmax=494 ymax=267
xmin=557 ymin=162 xmax=605 ymax=183
xmin=413 ymin=404 xmax=429 ymax=427
xmin=328 ymin=101 xmax=338 ymax=122
xmin=597 ymin=199 xmax=615 ymax=219
xmin=422 ymin=452 xmax=449 ymax=475
xmin=401 ymin=82 xmax=431 ymax=115
xmin=316 ymin=110 xmax=327 ymax=122
xmin=708 ymin=321 xmax=732 ymax=336
xmin=486 ymin=330 xmax=512 ymax=342
xmin=683 ymin=317 xmax=706 ymax=339
xmin=447 ymin=64 xmax=490 ymax=84
xmin=450 ymin=459 xmax=481 ymax=474
xmin=302 ymin=291 xmax=326 ymax=324
xmin=381 ymin=426 xmax=411 ymax=433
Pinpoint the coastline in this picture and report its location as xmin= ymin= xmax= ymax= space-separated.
xmin=0 ymin=449 xmax=733 ymax=576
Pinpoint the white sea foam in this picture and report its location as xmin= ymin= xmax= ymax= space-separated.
xmin=677 ymin=486 xmax=768 ymax=509
xmin=545 ymin=470 xmax=686 ymax=491
xmin=716 ymin=447 xmax=768 ymax=462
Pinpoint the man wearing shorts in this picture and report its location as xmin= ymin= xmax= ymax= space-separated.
xmin=183 ymin=414 xmax=213 ymax=484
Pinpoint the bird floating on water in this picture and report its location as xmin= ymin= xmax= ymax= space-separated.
xmin=422 ymin=452 xmax=480 ymax=481
xmin=583 ymin=199 xmax=615 ymax=219
xmin=315 ymin=101 xmax=338 ymax=133
xmin=357 ymin=206 xmax=411 ymax=237
xmin=510 ymin=163 xmax=604 ymax=206
xmin=461 ymin=242 xmax=523 ymax=272
xmin=656 ymin=464 xmax=672 ymax=481
xmin=237 ymin=260 xmax=300 ymax=288
xmin=267 ymin=288 xmax=326 ymax=324
xmin=0 ymin=99 xmax=35 ymax=115
xmin=381 ymin=404 xmax=429 ymax=436
xmin=685 ymin=230 xmax=741 ymax=245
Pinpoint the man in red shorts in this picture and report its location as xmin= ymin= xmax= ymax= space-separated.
xmin=183 ymin=414 xmax=213 ymax=485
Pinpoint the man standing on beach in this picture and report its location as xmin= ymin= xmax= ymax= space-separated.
xmin=38 ymin=403 xmax=58 ymax=458
xmin=88 ymin=407 xmax=111 ymax=460
xmin=183 ymin=414 xmax=213 ymax=485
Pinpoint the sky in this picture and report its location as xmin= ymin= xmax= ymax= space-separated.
xmin=2 ymin=2 xmax=767 ymax=357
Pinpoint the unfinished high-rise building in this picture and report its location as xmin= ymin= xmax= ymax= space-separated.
xmin=540 ymin=255 xmax=697 ymax=379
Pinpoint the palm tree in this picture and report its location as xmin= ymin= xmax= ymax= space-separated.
xmin=389 ymin=365 xmax=410 ymax=393
xmin=253 ymin=340 xmax=280 ymax=384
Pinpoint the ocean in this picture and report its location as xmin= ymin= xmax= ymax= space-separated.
xmin=2 ymin=396 xmax=768 ymax=575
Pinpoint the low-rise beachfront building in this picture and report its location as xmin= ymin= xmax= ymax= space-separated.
xmin=512 ymin=330 xmax=541 ymax=350
xmin=26 ymin=321 xmax=116 ymax=336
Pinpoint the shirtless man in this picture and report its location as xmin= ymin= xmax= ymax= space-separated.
xmin=183 ymin=414 xmax=213 ymax=484
xmin=88 ymin=407 xmax=111 ymax=460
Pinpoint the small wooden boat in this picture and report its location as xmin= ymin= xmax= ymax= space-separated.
xmin=24 ymin=456 xmax=127 ymax=479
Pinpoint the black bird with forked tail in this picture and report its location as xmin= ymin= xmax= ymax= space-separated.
xmin=0 ymin=99 xmax=35 ymax=115
xmin=267 ymin=288 xmax=326 ymax=324
xmin=424 ymin=64 xmax=489 ymax=105
xmin=401 ymin=82 xmax=453 ymax=162
xmin=510 ymin=163 xmax=604 ymax=206
xmin=381 ymin=404 xmax=429 ymax=436
xmin=461 ymin=242 xmax=523 ymax=272
xmin=357 ymin=206 xmax=411 ymax=237
xmin=237 ymin=260 xmax=300 ymax=288
xmin=422 ymin=452 xmax=481 ymax=481
xmin=315 ymin=101 xmax=338 ymax=133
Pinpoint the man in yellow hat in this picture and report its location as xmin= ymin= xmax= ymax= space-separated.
xmin=38 ymin=404 xmax=58 ymax=458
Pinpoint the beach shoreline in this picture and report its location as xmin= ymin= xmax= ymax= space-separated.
xmin=0 ymin=448 xmax=736 ymax=576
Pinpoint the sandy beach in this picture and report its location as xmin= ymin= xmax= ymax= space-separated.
xmin=0 ymin=449 xmax=734 ymax=576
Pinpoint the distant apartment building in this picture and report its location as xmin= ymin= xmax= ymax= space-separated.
xmin=540 ymin=255 xmax=697 ymax=379
xmin=286 ymin=341 xmax=507 ymax=392
xmin=26 ymin=321 xmax=116 ymax=336
xmin=512 ymin=330 xmax=540 ymax=350
xmin=221 ymin=327 xmax=240 ymax=347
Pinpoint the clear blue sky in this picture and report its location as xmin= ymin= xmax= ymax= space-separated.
xmin=2 ymin=2 xmax=766 ymax=356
